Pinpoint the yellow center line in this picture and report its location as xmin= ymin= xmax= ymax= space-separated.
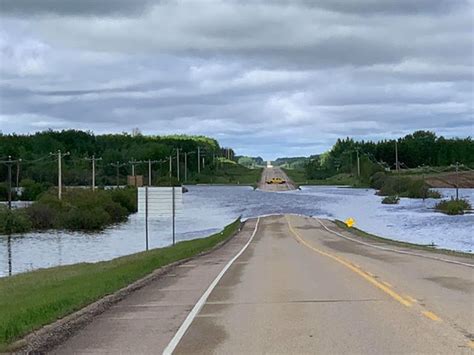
xmin=382 ymin=281 xmax=393 ymax=288
xmin=285 ymin=216 xmax=413 ymax=308
xmin=422 ymin=311 xmax=441 ymax=321
xmin=404 ymin=295 xmax=418 ymax=303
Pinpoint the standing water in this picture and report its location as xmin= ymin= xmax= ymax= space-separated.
xmin=0 ymin=186 xmax=472 ymax=277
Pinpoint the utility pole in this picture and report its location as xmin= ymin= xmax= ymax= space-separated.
xmin=176 ymin=148 xmax=180 ymax=182
xmin=129 ymin=158 xmax=137 ymax=177
xmin=421 ymin=165 xmax=426 ymax=200
xmin=455 ymin=162 xmax=459 ymax=200
xmin=147 ymin=159 xmax=160 ymax=186
xmin=169 ymin=156 xmax=172 ymax=180
xmin=197 ymin=147 xmax=201 ymax=174
xmin=184 ymin=152 xmax=188 ymax=182
xmin=148 ymin=159 xmax=152 ymax=186
xmin=110 ymin=161 xmax=125 ymax=188
xmin=356 ymin=149 xmax=360 ymax=177
xmin=172 ymin=185 xmax=176 ymax=245
xmin=1 ymin=156 xmax=22 ymax=209
xmin=7 ymin=156 xmax=12 ymax=209
xmin=395 ymin=140 xmax=400 ymax=195
xmin=51 ymin=150 xmax=69 ymax=200
xmin=350 ymin=153 xmax=353 ymax=175
xmin=58 ymin=151 xmax=62 ymax=199
xmin=85 ymin=155 xmax=102 ymax=191
xmin=16 ymin=159 xmax=21 ymax=188
xmin=128 ymin=158 xmax=142 ymax=187
xmin=395 ymin=140 xmax=399 ymax=172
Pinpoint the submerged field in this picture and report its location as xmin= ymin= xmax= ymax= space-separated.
xmin=1 ymin=186 xmax=473 ymax=277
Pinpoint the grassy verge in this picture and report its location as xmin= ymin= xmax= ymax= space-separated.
xmin=0 ymin=217 xmax=241 ymax=350
xmin=333 ymin=220 xmax=473 ymax=258
xmin=283 ymin=169 xmax=368 ymax=187
xmin=189 ymin=162 xmax=262 ymax=185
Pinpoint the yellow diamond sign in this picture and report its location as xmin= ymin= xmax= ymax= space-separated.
xmin=345 ymin=218 xmax=355 ymax=228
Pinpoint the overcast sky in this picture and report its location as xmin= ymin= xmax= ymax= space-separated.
xmin=0 ymin=0 xmax=473 ymax=159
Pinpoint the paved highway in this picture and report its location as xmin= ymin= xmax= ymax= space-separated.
xmin=53 ymin=215 xmax=474 ymax=354
xmin=258 ymin=167 xmax=297 ymax=191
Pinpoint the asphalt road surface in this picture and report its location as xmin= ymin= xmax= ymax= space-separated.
xmin=53 ymin=215 xmax=474 ymax=354
xmin=258 ymin=167 xmax=297 ymax=191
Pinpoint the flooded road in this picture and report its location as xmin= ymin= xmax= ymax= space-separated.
xmin=1 ymin=186 xmax=472 ymax=277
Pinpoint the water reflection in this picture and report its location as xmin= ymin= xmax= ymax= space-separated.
xmin=7 ymin=236 xmax=11 ymax=276
xmin=1 ymin=186 xmax=472 ymax=277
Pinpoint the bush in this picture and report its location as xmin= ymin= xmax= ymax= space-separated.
xmin=0 ymin=206 xmax=31 ymax=234
xmin=20 ymin=179 xmax=52 ymax=201
xmin=435 ymin=198 xmax=471 ymax=215
xmin=109 ymin=187 xmax=137 ymax=213
xmin=0 ymin=183 xmax=17 ymax=202
xmin=377 ymin=175 xmax=441 ymax=199
xmin=405 ymin=179 xmax=427 ymax=198
xmin=25 ymin=204 xmax=56 ymax=230
xmin=382 ymin=195 xmax=400 ymax=204
xmin=0 ymin=188 xmax=136 ymax=234
xmin=427 ymin=190 xmax=442 ymax=199
xmin=370 ymin=172 xmax=387 ymax=190
xmin=61 ymin=206 xmax=111 ymax=230
xmin=29 ymin=188 xmax=134 ymax=231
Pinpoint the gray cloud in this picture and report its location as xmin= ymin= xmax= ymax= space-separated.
xmin=0 ymin=0 xmax=154 ymax=16
xmin=0 ymin=0 xmax=473 ymax=159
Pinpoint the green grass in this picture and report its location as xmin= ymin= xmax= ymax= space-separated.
xmin=0 ymin=218 xmax=241 ymax=349
xmin=435 ymin=198 xmax=472 ymax=215
xmin=283 ymin=169 xmax=368 ymax=187
xmin=190 ymin=162 xmax=263 ymax=186
xmin=381 ymin=195 xmax=400 ymax=204
xmin=334 ymin=220 xmax=474 ymax=258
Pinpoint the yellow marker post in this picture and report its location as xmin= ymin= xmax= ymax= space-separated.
xmin=345 ymin=217 xmax=355 ymax=228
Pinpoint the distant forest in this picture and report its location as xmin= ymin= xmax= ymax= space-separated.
xmin=305 ymin=131 xmax=474 ymax=180
xmin=0 ymin=130 xmax=234 ymax=186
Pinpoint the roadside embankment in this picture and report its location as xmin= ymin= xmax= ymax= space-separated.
xmin=424 ymin=171 xmax=474 ymax=188
xmin=333 ymin=220 xmax=473 ymax=258
xmin=0 ymin=217 xmax=241 ymax=351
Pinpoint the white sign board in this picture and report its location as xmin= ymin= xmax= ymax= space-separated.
xmin=137 ymin=187 xmax=183 ymax=217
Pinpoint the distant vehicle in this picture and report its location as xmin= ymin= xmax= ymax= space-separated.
xmin=266 ymin=177 xmax=285 ymax=184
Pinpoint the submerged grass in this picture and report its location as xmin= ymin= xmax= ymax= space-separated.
xmin=0 ymin=217 xmax=241 ymax=349
xmin=435 ymin=198 xmax=472 ymax=215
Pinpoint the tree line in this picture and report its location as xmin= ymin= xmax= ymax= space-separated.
xmin=0 ymin=129 xmax=235 ymax=190
xmin=305 ymin=131 xmax=474 ymax=180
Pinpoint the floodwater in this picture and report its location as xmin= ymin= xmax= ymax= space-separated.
xmin=1 ymin=186 xmax=472 ymax=277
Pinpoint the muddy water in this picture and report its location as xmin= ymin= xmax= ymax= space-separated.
xmin=1 ymin=186 xmax=472 ymax=277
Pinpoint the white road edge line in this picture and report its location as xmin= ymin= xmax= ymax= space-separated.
xmin=163 ymin=217 xmax=261 ymax=355
xmin=315 ymin=217 xmax=474 ymax=268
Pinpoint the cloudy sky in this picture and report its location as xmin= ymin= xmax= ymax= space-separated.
xmin=0 ymin=0 xmax=473 ymax=159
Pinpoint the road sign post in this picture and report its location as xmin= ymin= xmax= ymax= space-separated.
xmin=145 ymin=186 xmax=149 ymax=251
xmin=137 ymin=186 xmax=183 ymax=250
